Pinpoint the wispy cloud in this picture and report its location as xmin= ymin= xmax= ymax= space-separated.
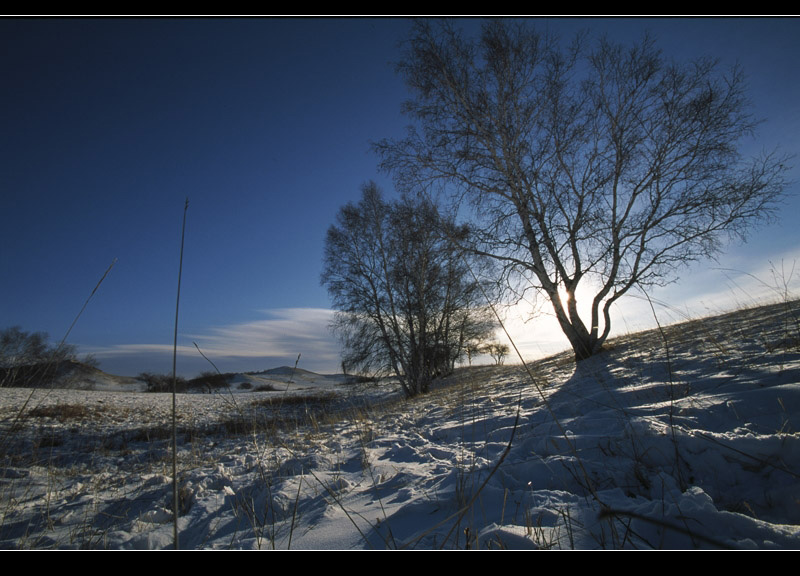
xmin=189 ymin=308 xmax=338 ymax=360
xmin=85 ymin=308 xmax=341 ymax=376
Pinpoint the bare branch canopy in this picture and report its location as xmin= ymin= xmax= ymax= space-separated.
xmin=322 ymin=183 xmax=496 ymax=396
xmin=376 ymin=19 xmax=791 ymax=361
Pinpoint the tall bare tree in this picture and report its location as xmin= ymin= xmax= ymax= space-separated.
xmin=322 ymin=182 xmax=496 ymax=397
xmin=377 ymin=19 xmax=790 ymax=361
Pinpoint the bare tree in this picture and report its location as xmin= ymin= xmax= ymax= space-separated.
xmin=322 ymin=182 xmax=496 ymax=397
xmin=377 ymin=19 xmax=790 ymax=362
xmin=483 ymin=342 xmax=510 ymax=366
xmin=0 ymin=325 xmax=84 ymax=386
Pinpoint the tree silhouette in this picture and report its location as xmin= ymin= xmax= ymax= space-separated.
xmin=322 ymin=182 xmax=496 ymax=397
xmin=377 ymin=19 xmax=790 ymax=361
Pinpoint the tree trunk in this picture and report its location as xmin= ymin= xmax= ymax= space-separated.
xmin=544 ymin=285 xmax=605 ymax=362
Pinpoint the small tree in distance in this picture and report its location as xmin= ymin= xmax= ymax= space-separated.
xmin=377 ymin=19 xmax=790 ymax=362
xmin=484 ymin=342 xmax=510 ymax=366
xmin=322 ymin=182 xmax=497 ymax=397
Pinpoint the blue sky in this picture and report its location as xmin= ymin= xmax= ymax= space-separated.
xmin=2 ymin=17 xmax=799 ymax=376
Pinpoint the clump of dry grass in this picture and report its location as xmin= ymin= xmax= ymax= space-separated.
xmin=27 ymin=403 xmax=96 ymax=423
xmin=250 ymin=392 xmax=338 ymax=408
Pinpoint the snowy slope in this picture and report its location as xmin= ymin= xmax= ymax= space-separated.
xmin=0 ymin=300 xmax=798 ymax=549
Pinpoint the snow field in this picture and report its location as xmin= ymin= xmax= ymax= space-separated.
xmin=1 ymin=301 xmax=799 ymax=549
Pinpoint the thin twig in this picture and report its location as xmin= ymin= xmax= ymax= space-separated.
xmin=598 ymin=508 xmax=732 ymax=549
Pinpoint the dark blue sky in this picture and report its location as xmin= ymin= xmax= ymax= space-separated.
xmin=2 ymin=17 xmax=799 ymax=376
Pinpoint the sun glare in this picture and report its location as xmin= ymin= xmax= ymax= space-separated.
xmin=557 ymin=280 xmax=600 ymax=324
xmin=496 ymin=279 xmax=607 ymax=361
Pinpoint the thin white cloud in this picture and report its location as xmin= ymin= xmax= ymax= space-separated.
xmin=87 ymin=344 xmax=196 ymax=357
xmin=188 ymin=307 xmax=337 ymax=359
xmin=84 ymin=308 xmax=342 ymax=375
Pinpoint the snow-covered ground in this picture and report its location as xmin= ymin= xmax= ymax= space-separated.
xmin=1 ymin=300 xmax=799 ymax=549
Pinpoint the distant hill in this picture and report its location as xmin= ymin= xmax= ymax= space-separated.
xmin=257 ymin=366 xmax=321 ymax=378
xmin=0 ymin=360 xmax=348 ymax=392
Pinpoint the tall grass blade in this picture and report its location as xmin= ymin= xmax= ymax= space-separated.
xmin=172 ymin=197 xmax=189 ymax=550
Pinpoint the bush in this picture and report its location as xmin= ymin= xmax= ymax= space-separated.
xmin=253 ymin=383 xmax=277 ymax=392
xmin=139 ymin=372 xmax=188 ymax=393
xmin=188 ymin=371 xmax=232 ymax=391
xmin=139 ymin=371 xmax=234 ymax=393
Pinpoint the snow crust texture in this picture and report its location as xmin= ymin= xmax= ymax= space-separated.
xmin=1 ymin=301 xmax=799 ymax=549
